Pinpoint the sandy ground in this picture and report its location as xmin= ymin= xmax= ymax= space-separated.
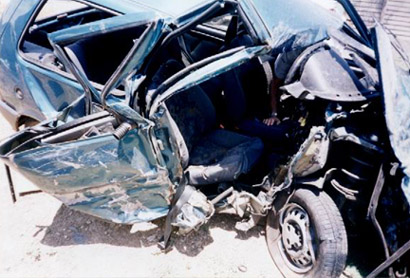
xmin=0 ymin=161 xmax=281 ymax=278
xmin=0 ymin=107 xmax=282 ymax=276
xmin=0 ymin=119 xmax=282 ymax=278
xmin=0 ymin=1 xmax=409 ymax=277
xmin=0 ymin=2 xmax=282 ymax=277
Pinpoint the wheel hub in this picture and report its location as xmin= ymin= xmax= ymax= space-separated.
xmin=279 ymin=203 xmax=316 ymax=273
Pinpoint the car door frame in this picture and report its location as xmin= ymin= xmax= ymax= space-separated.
xmin=12 ymin=0 xmax=123 ymax=126
xmin=0 ymin=8 xmax=185 ymax=223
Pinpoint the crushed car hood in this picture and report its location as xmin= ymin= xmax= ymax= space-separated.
xmin=374 ymin=23 xmax=410 ymax=204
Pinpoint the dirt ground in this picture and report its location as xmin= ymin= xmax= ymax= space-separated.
xmin=0 ymin=1 xmax=409 ymax=277
xmin=0 ymin=121 xmax=282 ymax=278
xmin=0 ymin=2 xmax=282 ymax=277
xmin=0 ymin=2 xmax=283 ymax=277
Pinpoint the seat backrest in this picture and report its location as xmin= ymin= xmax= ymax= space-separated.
xmin=66 ymin=37 xmax=129 ymax=84
xmin=64 ymin=28 xmax=140 ymax=85
xmin=166 ymin=85 xmax=217 ymax=152
xmin=219 ymin=35 xmax=271 ymax=124
xmin=149 ymin=60 xmax=217 ymax=152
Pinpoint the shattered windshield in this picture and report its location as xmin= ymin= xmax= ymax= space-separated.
xmin=251 ymin=0 xmax=344 ymax=53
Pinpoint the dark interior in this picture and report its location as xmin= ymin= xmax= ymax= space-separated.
xmin=25 ymin=8 xmax=114 ymax=50
xmin=21 ymin=6 xmax=148 ymax=85
xmin=151 ymin=59 xmax=264 ymax=186
xmin=63 ymin=25 xmax=147 ymax=84
xmin=22 ymin=3 xmax=278 ymax=184
xmin=143 ymin=12 xmax=284 ymax=185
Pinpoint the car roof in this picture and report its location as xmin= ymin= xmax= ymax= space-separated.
xmin=85 ymin=0 xmax=215 ymax=17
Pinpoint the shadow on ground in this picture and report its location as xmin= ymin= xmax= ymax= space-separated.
xmin=39 ymin=205 xmax=264 ymax=257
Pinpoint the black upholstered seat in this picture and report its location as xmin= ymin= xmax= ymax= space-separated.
xmin=151 ymin=60 xmax=264 ymax=185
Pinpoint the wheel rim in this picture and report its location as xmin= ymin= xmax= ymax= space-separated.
xmin=278 ymin=203 xmax=316 ymax=273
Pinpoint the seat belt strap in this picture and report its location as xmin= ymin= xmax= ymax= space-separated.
xmin=64 ymin=46 xmax=88 ymax=78
xmin=261 ymin=61 xmax=274 ymax=96
xmin=177 ymin=36 xmax=194 ymax=67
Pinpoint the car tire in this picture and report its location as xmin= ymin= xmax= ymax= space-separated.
xmin=266 ymin=188 xmax=347 ymax=278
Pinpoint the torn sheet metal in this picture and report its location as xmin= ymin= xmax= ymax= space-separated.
xmin=217 ymin=190 xmax=272 ymax=232
xmin=171 ymin=186 xmax=215 ymax=234
xmin=48 ymin=12 xmax=168 ymax=111
xmin=290 ymin=126 xmax=329 ymax=178
xmin=0 ymin=127 xmax=173 ymax=224
xmin=152 ymin=105 xmax=185 ymax=182
xmin=268 ymin=127 xmax=329 ymax=193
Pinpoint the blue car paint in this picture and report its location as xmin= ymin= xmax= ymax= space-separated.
xmin=46 ymin=12 xmax=163 ymax=117
xmin=1 ymin=0 xmax=409 ymax=225
xmin=85 ymin=0 xmax=217 ymax=21
xmin=1 ymin=123 xmax=173 ymax=223
xmin=46 ymin=11 xmax=168 ymax=109
xmin=0 ymin=0 xmax=221 ymax=130
xmin=48 ymin=11 xmax=157 ymax=45
xmin=0 ymin=0 xmax=212 ymax=223
xmin=0 ymin=0 xmax=23 ymax=38
xmin=0 ymin=0 xmax=87 ymax=129
xmin=149 ymin=46 xmax=269 ymax=117
xmin=0 ymin=46 xmax=273 ymax=224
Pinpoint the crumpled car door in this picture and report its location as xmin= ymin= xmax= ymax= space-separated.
xmin=0 ymin=110 xmax=175 ymax=223
xmin=0 ymin=13 xmax=178 ymax=224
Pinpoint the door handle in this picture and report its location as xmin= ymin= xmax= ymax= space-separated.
xmin=15 ymin=89 xmax=24 ymax=100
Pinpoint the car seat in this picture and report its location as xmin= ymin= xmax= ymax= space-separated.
xmin=149 ymin=60 xmax=264 ymax=185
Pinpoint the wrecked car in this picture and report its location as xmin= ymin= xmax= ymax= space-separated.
xmin=0 ymin=0 xmax=409 ymax=277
